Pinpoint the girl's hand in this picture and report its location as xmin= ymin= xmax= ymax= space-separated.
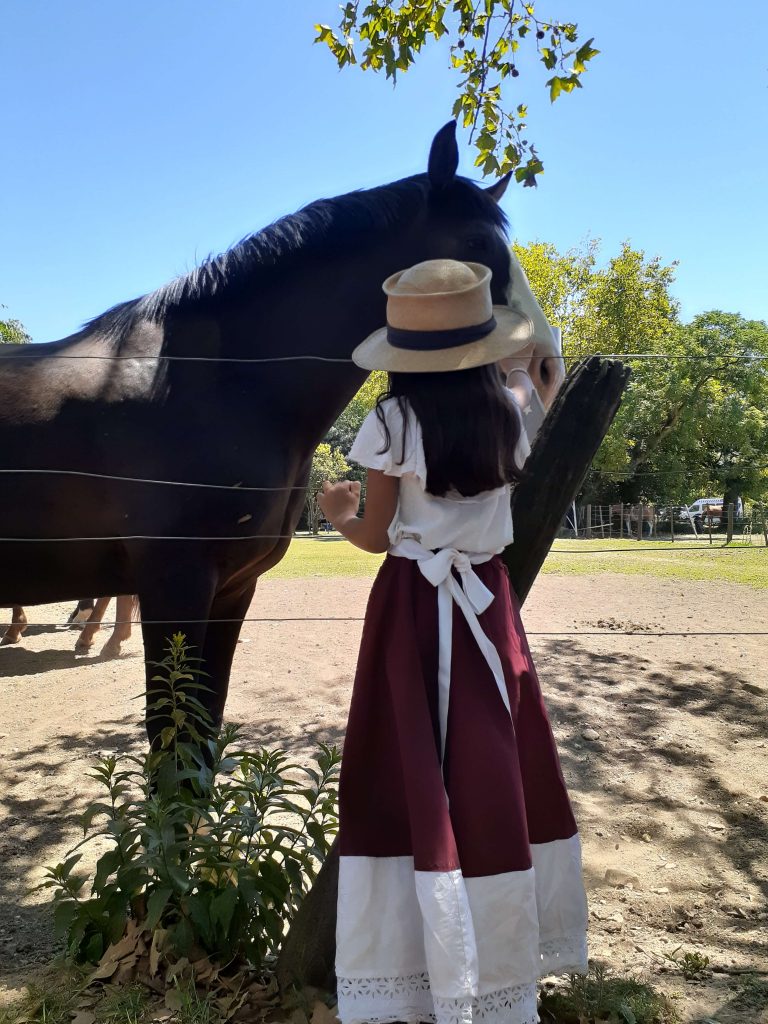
xmin=317 ymin=479 xmax=361 ymax=527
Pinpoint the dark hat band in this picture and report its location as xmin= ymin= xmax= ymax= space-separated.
xmin=387 ymin=316 xmax=497 ymax=351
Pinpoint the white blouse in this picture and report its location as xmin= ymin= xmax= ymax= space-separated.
xmin=349 ymin=394 xmax=530 ymax=555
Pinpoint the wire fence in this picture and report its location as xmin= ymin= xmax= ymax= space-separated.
xmin=1 ymin=349 xmax=768 ymax=363
xmin=1 ymin=348 xmax=766 ymax=644
xmin=565 ymin=502 xmax=768 ymax=547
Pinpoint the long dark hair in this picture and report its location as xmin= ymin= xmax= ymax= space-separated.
xmin=375 ymin=364 xmax=522 ymax=497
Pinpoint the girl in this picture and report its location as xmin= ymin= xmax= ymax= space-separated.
xmin=318 ymin=259 xmax=587 ymax=1024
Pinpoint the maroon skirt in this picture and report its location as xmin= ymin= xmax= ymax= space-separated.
xmin=336 ymin=554 xmax=588 ymax=1024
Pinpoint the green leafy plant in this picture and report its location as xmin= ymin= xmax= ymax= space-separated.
xmin=315 ymin=1 xmax=599 ymax=183
xmin=659 ymin=947 xmax=711 ymax=981
xmin=39 ymin=634 xmax=340 ymax=974
xmin=538 ymin=962 xmax=680 ymax=1024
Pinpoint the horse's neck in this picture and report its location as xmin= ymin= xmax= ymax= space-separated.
xmin=205 ymin=251 xmax=396 ymax=442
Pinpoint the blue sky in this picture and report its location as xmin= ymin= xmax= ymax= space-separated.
xmin=2 ymin=0 xmax=766 ymax=342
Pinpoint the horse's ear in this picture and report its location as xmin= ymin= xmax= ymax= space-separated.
xmin=485 ymin=171 xmax=513 ymax=203
xmin=428 ymin=121 xmax=459 ymax=189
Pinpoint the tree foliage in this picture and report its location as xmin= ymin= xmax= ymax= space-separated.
xmin=513 ymin=241 xmax=768 ymax=506
xmin=0 ymin=306 xmax=31 ymax=344
xmin=305 ymin=443 xmax=351 ymax=534
xmin=315 ymin=1 xmax=598 ymax=184
xmin=324 ymin=370 xmax=387 ymax=470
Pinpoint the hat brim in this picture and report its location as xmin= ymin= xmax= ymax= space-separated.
xmin=352 ymin=306 xmax=534 ymax=373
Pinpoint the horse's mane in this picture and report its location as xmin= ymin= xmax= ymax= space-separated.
xmin=81 ymin=174 xmax=507 ymax=345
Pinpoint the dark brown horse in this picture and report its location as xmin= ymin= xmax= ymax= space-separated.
xmin=0 ymin=123 xmax=556 ymax=745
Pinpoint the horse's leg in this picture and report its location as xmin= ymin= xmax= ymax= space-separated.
xmin=75 ymin=596 xmax=110 ymax=653
xmin=198 ymin=583 xmax=257 ymax=732
xmin=138 ymin=573 xmax=217 ymax=750
xmin=1 ymin=606 xmax=28 ymax=645
xmin=68 ymin=598 xmax=95 ymax=628
xmin=101 ymin=594 xmax=137 ymax=659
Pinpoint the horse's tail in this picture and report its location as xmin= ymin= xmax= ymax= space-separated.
xmin=130 ymin=595 xmax=141 ymax=623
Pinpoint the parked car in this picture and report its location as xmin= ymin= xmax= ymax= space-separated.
xmin=681 ymin=498 xmax=723 ymax=530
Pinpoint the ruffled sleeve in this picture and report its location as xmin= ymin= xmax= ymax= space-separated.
xmin=349 ymin=399 xmax=427 ymax=483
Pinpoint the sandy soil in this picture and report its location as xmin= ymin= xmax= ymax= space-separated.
xmin=1 ymin=573 xmax=766 ymax=1023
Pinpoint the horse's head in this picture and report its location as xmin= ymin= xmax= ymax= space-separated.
xmin=415 ymin=122 xmax=564 ymax=407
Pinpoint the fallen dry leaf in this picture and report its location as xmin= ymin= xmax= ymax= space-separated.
xmin=164 ymin=989 xmax=184 ymax=1013
xmin=310 ymin=1001 xmax=339 ymax=1024
xmin=149 ymin=928 xmax=168 ymax=978
xmin=71 ymin=1012 xmax=96 ymax=1024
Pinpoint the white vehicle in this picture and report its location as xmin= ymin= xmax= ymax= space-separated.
xmin=681 ymin=498 xmax=723 ymax=528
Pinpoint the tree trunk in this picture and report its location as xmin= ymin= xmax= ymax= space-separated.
xmin=275 ymin=356 xmax=631 ymax=993
xmin=722 ymin=482 xmax=741 ymax=527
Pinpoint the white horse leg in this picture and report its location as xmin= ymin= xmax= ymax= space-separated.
xmin=1 ymin=606 xmax=28 ymax=645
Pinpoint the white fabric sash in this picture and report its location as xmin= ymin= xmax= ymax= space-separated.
xmin=390 ymin=539 xmax=513 ymax=763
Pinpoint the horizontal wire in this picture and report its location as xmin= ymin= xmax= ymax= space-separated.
xmin=1 ymin=350 xmax=767 ymax=363
xmin=7 ymin=617 xmax=768 ymax=638
xmin=0 ymin=533 xmax=293 ymax=543
xmin=0 ymin=534 xmax=764 ymax=552
xmin=0 ymin=468 xmax=308 ymax=491
xmin=0 ymin=352 xmax=353 ymax=363
xmin=552 ymin=544 xmax=764 ymax=553
xmin=587 ymin=465 xmax=768 ymax=477
xmin=4 ymin=467 xmax=768 ymax=499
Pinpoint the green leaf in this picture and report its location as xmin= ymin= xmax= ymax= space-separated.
xmin=540 ymin=47 xmax=557 ymax=70
xmin=160 ymin=726 xmax=176 ymax=749
xmin=93 ymin=848 xmax=122 ymax=890
xmin=171 ymin=915 xmax=194 ymax=956
xmin=145 ymin=885 xmax=173 ymax=930
xmin=53 ymin=900 xmax=78 ymax=940
xmin=573 ymin=37 xmax=600 ymax=73
xmin=547 ymin=75 xmax=563 ymax=102
xmin=211 ymin=886 xmax=239 ymax=936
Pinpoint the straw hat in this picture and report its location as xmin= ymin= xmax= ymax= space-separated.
xmin=352 ymin=259 xmax=533 ymax=372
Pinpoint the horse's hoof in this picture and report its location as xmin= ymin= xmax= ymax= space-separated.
xmin=1 ymin=632 xmax=21 ymax=645
xmin=100 ymin=638 xmax=123 ymax=659
xmin=75 ymin=636 xmax=95 ymax=654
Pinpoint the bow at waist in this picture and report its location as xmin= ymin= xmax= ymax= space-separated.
xmin=390 ymin=539 xmax=513 ymax=765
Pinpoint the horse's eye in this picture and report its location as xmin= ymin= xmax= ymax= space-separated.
xmin=465 ymin=236 xmax=488 ymax=252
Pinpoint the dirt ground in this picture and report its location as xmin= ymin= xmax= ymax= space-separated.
xmin=1 ymin=573 xmax=766 ymax=1023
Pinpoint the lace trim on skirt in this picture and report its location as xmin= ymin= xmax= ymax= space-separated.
xmin=337 ymin=973 xmax=538 ymax=1024
xmin=337 ymin=932 xmax=587 ymax=1024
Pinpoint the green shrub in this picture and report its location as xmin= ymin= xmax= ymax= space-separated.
xmin=539 ymin=962 xmax=680 ymax=1023
xmin=39 ymin=634 xmax=340 ymax=973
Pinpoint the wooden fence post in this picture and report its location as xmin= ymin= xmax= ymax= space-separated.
xmin=586 ymin=504 xmax=592 ymax=539
xmin=619 ymin=502 xmax=624 ymax=538
xmin=726 ymin=503 xmax=734 ymax=544
xmin=275 ymin=357 xmax=632 ymax=991
xmin=670 ymin=505 xmax=675 ymax=543
xmin=636 ymin=504 xmax=644 ymax=542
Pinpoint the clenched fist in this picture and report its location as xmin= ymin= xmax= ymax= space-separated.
xmin=317 ymin=479 xmax=361 ymax=528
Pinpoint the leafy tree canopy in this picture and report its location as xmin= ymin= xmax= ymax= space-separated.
xmin=515 ymin=241 xmax=768 ymax=506
xmin=305 ymin=443 xmax=351 ymax=534
xmin=0 ymin=306 xmax=31 ymax=344
xmin=315 ymin=1 xmax=598 ymax=185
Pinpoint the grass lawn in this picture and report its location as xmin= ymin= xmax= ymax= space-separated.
xmin=266 ymin=533 xmax=768 ymax=587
